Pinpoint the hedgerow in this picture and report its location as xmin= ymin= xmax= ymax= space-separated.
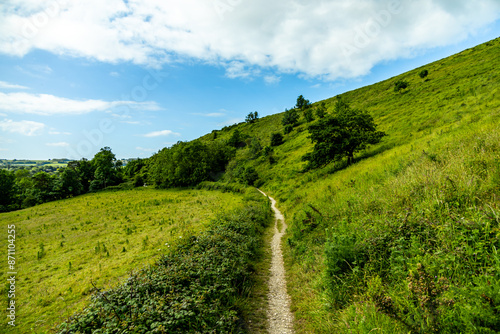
xmin=57 ymin=192 xmax=271 ymax=334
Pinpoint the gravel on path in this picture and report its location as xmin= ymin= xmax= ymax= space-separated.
xmin=258 ymin=190 xmax=295 ymax=334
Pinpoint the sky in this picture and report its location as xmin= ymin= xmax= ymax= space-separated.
xmin=0 ymin=0 xmax=499 ymax=160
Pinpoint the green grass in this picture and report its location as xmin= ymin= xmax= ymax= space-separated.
xmin=0 ymin=187 xmax=246 ymax=333
xmin=199 ymin=37 xmax=500 ymax=333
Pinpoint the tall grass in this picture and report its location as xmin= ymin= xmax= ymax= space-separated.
xmin=212 ymin=37 xmax=500 ymax=333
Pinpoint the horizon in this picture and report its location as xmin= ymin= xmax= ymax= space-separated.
xmin=1 ymin=0 xmax=499 ymax=160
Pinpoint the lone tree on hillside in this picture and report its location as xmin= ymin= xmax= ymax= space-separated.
xmin=394 ymin=80 xmax=410 ymax=93
xmin=270 ymin=132 xmax=284 ymax=146
xmin=295 ymin=95 xmax=311 ymax=110
xmin=245 ymin=111 xmax=259 ymax=123
xmin=303 ymin=99 xmax=386 ymax=168
xmin=419 ymin=69 xmax=429 ymax=80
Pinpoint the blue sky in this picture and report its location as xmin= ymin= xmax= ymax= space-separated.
xmin=1 ymin=0 xmax=499 ymax=160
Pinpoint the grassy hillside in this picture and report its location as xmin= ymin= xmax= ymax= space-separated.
xmin=2 ymin=36 xmax=498 ymax=334
xmin=205 ymin=37 xmax=500 ymax=332
xmin=0 ymin=187 xmax=248 ymax=333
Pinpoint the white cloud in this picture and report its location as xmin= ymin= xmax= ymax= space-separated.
xmin=136 ymin=146 xmax=154 ymax=152
xmin=46 ymin=141 xmax=69 ymax=147
xmin=193 ymin=112 xmax=225 ymax=117
xmin=142 ymin=130 xmax=180 ymax=138
xmin=0 ymin=81 xmax=29 ymax=90
xmin=225 ymin=61 xmax=259 ymax=79
xmin=0 ymin=92 xmax=161 ymax=116
xmin=0 ymin=0 xmax=499 ymax=80
xmin=48 ymin=129 xmax=71 ymax=135
xmin=217 ymin=118 xmax=244 ymax=127
xmin=264 ymin=75 xmax=281 ymax=85
xmin=0 ymin=119 xmax=45 ymax=136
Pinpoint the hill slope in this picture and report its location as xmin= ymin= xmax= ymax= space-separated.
xmin=205 ymin=37 xmax=500 ymax=333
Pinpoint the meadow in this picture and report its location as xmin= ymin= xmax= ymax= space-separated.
xmin=0 ymin=187 xmax=247 ymax=333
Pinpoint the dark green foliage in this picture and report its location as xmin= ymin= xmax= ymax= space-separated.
xmin=295 ymin=95 xmax=311 ymax=110
xmin=419 ymin=69 xmax=429 ymax=79
xmin=240 ymin=167 xmax=259 ymax=186
xmin=90 ymin=147 xmax=119 ymax=190
xmin=57 ymin=199 xmax=271 ymax=334
xmin=228 ymin=129 xmax=245 ymax=148
xmin=31 ymin=171 xmax=56 ymax=203
xmin=270 ymin=133 xmax=284 ymax=146
xmin=303 ymin=99 xmax=386 ymax=168
xmin=304 ymin=108 xmax=314 ymax=123
xmin=148 ymin=140 xmax=233 ymax=188
xmin=55 ymin=167 xmax=83 ymax=198
xmin=282 ymin=108 xmax=299 ymax=127
xmin=284 ymin=124 xmax=293 ymax=134
xmin=245 ymin=111 xmax=259 ymax=123
xmin=0 ymin=169 xmax=16 ymax=212
xmin=71 ymin=158 xmax=95 ymax=193
xmin=394 ymin=80 xmax=410 ymax=93
xmin=123 ymin=159 xmax=146 ymax=181
xmin=316 ymin=102 xmax=326 ymax=119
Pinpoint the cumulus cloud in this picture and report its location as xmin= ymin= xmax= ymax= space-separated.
xmin=142 ymin=130 xmax=180 ymax=138
xmin=0 ymin=119 xmax=45 ymax=136
xmin=0 ymin=92 xmax=161 ymax=116
xmin=1 ymin=0 xmax=499 ymax=80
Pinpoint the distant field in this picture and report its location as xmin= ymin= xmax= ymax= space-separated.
xmin=0 ymin=187 xmax=245 ymax=333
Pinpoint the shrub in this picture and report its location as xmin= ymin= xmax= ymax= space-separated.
xmin=270 ymin=133 xmax=284 ymax=146
xmin=394 ymin=80 xmax=410 ymax=93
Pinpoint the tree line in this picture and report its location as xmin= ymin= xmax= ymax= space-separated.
xmin=0 ymin=93 xmax=387 ymax=213
xmin=0 ymin=139 xmax=237 ymax=212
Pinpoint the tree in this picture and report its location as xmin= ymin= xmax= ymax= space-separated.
xmin=304 ymin=108 xmax=314 ymax=123
xmin=148 ymin=140 xmax=232 ymax=188
xmin=32 ymin=172 xmax=55 ymax=203
xmin=91 ymin=147 xmax=117 ymax=190
xmin=282 ymin=108 xmax=299 ymax=127
xmin=316 ymin=102 xmax=327 ymax=119
xmin=240 ymin=166 xmax=259 ymax=186
xmin=72 ymin=159 xmax=94 ymax=193
xmin=303 ymin=99 xmax=386 ymax=168
xmin=228 ymin=129 xmax=244 ymax=148
xmin=270 ymin=133 xmax=284 ymax=146
xmin=56 ymin=167 xmax=83 ymax=198
xmin=419 ymin=69 xmax=429 ymax=80
xmin=245 ymin=111 xmax=259 ymax=123
xmin=0 ymin=169 xmax=16 ymax=211
xmin=394 ymin=80 xmax=410 ymax=93
xmin=295 ymin=95 xmax=311 ymax=110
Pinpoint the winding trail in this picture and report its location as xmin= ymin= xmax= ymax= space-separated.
xmin=258 ymin=190 xmax=295 ymax=334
